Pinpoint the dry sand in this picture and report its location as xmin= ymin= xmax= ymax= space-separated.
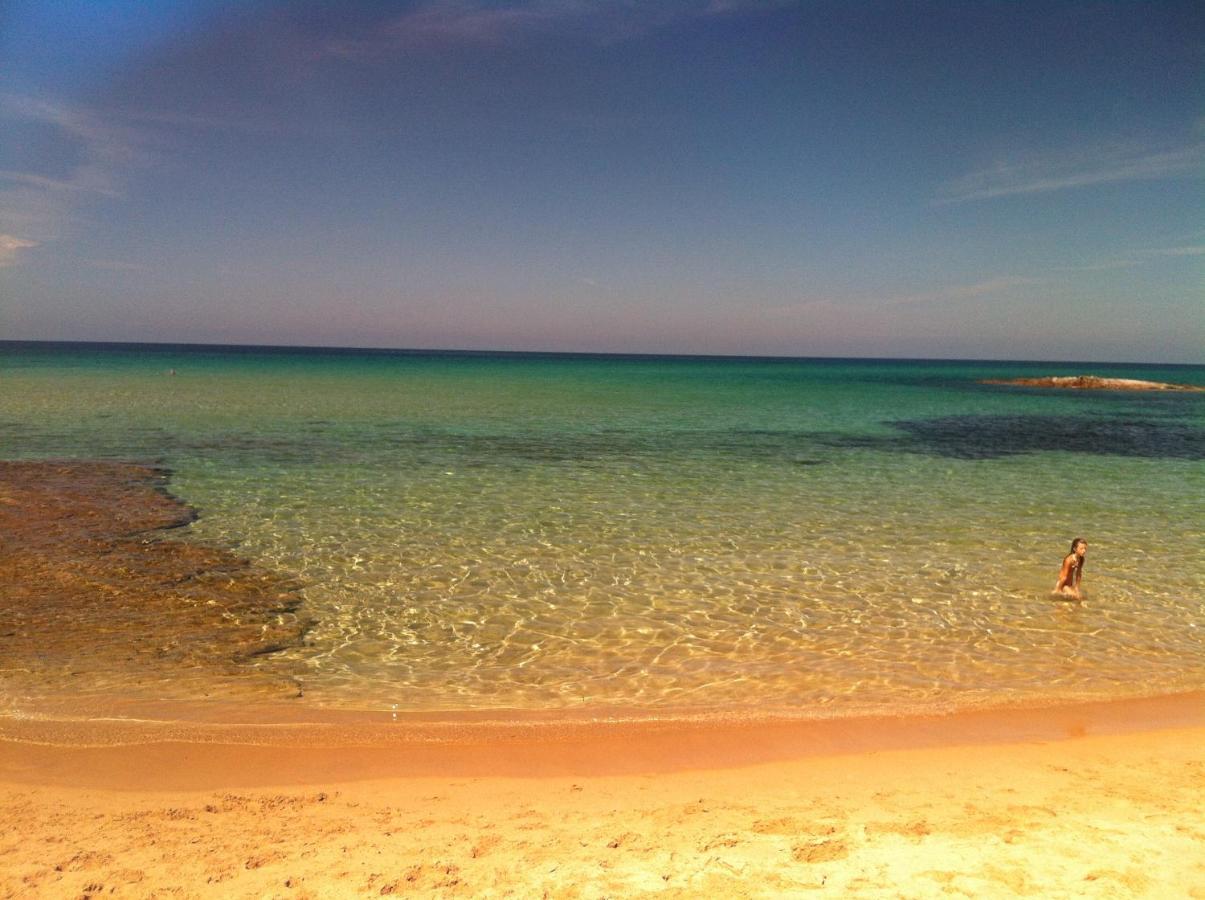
xmin=2 ymin=696 xmax=1203 ymax=899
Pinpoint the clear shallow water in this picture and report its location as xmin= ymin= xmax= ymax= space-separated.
xmin=2 ymin=342 xmax=1203 ymax=717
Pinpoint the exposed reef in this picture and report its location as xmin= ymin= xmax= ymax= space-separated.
xmin=0 ymin=460 xmax=313 ymax=705
xmin=981 ymin=375 xmax=1204 ymax=392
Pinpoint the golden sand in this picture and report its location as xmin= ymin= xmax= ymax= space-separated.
xmin=1 ymin=695 xmax=1202 ymax=898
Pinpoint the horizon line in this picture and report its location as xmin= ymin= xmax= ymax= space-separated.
xmin=1 ymin=338 xmax=1201 ymax=369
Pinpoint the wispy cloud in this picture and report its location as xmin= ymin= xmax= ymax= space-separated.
xmin=1054 ymin=258 xmax=1141 ymax=272
xmin=0 ymin=169 xmax=123 ymax=198
xmin=703 ymin=0 xmax=790 ymax=13
xmin=1144 ymin=245 xmax=1205 ymax=257
xmin=0 ymin=95 xmax=147 ymax=266
xmin=3 ymin=96 xmax=144 ymax=171
xmin=85 ymin=259 xmax=148 ymax=272
xmin=319 ymin=0 xmax=787 ymax=58
xmin=765 ymin=276 xmax=1040 ymax=317
xmin=1049 ymin=242 xmax=1205 ymax=273
xmin=0 ymin=234 xmax=39 ymax=267
xmin=882 ymin=276 xmax=1041 ymax=307
xmin=935 ymin=142 xmax=1204 ymax=204
xmin=117 ymin=108 xmax=278 ymax=134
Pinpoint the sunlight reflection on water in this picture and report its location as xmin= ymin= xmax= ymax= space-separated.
xmin=4 ymin=347 xmax=1203 ymax=715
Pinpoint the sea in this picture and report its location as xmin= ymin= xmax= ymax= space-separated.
xmin=2 ymin=341 xmax=1202 ymax=720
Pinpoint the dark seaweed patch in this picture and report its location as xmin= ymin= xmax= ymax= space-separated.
xmin=882 ymin=415 xmax=1205 ymax=460
xmin=360 ymin=428 xmax=830 ymax=466
xmin=7 ymin=414 xmax=1200 ymax=469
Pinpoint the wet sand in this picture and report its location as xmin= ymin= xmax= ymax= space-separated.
xmin=1 ymin=702 xmax=1203 ymax=898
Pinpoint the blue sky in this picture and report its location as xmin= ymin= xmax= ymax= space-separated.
xmin=2 ymin=1 xmax=1202 ymax=361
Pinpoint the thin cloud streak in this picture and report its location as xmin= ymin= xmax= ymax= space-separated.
xmin=116 ymin=108 xmax=281 ymax=134
xmin=1144 ymin=245 xmax=1205 ymax=257
xmin=1033 ymin=243 xmax=1204 ymax=274
xmin=764 ymin=276 xmax=1040 ymax=317
xmin=0 ymin=234 xmax=39 ymax=267
xmin=881 ymin=276 xmax=1041 ymax=308
xmin=935 ymin=143 xmax=1204 ymax=204
xmin=0 ymin=95 xmax=148 ymax=266
xmin=0 ymin=169 xmax=123 ymax=199
xmin=319 ymin=0 xmax=787 ymax=58
xmin=1054 ymin=259 xmax=1141 ymax=272
xmin=3 ymin=96 xmax=145 ymax=170
xmin=85 ymin=259 xmax=148 ymax=272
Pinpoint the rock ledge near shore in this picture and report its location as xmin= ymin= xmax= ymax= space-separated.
xmin=0 ymin=459 xmax=313 ymax=706
xmin=981 ymin=375 xmax=1204 ymax=392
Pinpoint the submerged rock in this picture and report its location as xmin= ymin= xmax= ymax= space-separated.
xmin=0 ymin=460 xmax=313 ymax=705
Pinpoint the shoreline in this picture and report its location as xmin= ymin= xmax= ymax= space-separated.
xmin=3 ymin=459 xmax=1203 ymax=894
xmin=3 ymin=690 xmax=1202 ymax=789
xmin=8 ymin=455 xmax=1201 ymax=750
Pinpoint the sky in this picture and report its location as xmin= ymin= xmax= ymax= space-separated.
xmin=1 ymin=0 xmax=1202 ymax=362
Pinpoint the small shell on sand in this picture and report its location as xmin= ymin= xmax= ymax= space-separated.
xmin=980 ymin=375 xmax=1204 ymax=392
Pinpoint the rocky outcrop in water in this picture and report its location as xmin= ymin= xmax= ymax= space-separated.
xmin=981 ymin=375 xmax=1204 ymax=392
xmin=0 ymin=460 xmax=313 ymax=705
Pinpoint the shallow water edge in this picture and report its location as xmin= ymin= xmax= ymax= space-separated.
xmin=2 ymin=692 xmax=1203 ymax=791
xmin=3 ymin=451 xmax=1203 ymax=726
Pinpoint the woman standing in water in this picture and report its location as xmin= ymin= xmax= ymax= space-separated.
xmin=1055 ymin=538 xmax=1087 ymax=599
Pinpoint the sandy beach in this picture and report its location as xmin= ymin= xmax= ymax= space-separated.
xmin=3 ymin=451 xmax=1204 ymax=897
xmin=2 ymin=695 xmax=1203 ymax=899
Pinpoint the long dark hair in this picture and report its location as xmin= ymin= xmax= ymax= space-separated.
xmin=1066 ymin=537 xmax=1086 ymax=573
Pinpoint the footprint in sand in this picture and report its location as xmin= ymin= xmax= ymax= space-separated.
xmin=865 ymin=819 xmax=932 ymax=841
xmin=791 ymin=838 xmax=849 ymax=863
xmin=470 ymin=835 xmax=501 ymax=858
xmin=700 ymin=834 xmax=741 ymax=851
xmin=753 ymin=816 xmax=841 ymax=837
xmin=606 ymin=831 xmax=639 ymax=849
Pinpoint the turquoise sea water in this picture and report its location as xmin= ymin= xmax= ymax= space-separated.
xmin=2 ymin=342 xmax=1203 ymax=718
